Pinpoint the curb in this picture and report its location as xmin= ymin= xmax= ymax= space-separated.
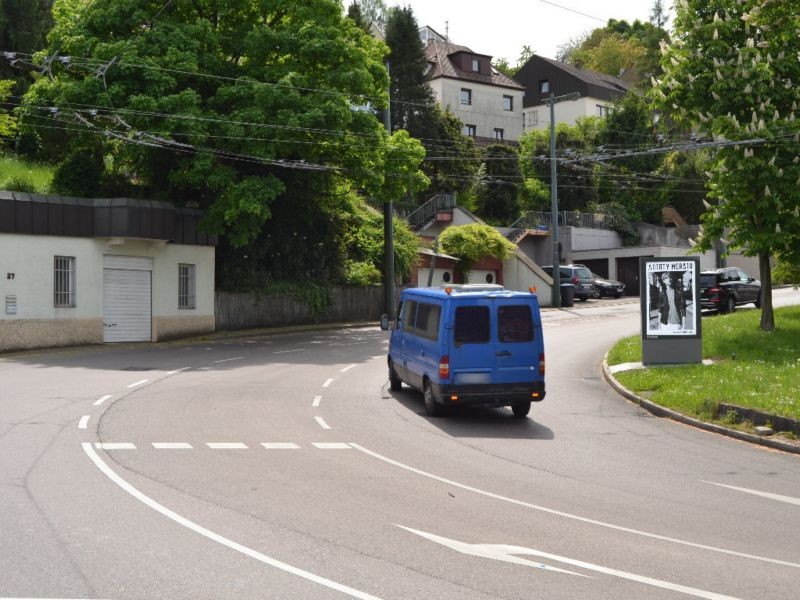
xmin=601 ymin=356 xmax=800 ymax=456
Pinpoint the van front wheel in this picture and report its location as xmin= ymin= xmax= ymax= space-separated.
xmin=512 ymin=401 xmax=531 ymax=418
xmin=423 ymin=381 xmax=443 ymax=417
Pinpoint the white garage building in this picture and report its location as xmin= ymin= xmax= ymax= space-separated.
xmin=0 ymin=191 xmax=216 ymax=352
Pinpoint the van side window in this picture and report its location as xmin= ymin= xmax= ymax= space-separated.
xmin=498 ymin=305 xmax=534 ymax=343
xmin=415 ymin=302 xmax=441 ymax=341
xmin=400 ymin=300 xmax=417 ymax=331
xmin=454 ymin=306 xmax=490 ymax=344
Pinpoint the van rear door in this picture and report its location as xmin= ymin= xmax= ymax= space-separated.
xmin=450 ymin=299 xmax=495 ymax=385
xmin=494 ymin=299 xmax=541 ymax=385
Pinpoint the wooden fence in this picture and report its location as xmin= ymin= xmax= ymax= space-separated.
xmin=215 ymin=286 xmax=386 ymax=331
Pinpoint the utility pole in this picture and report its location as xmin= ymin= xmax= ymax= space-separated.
xmin=545 ymin=91 xmax=580 ymax=308
xmin=383 ymin=61 xmax=395 ymax=319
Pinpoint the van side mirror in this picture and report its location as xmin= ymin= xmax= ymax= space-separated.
xmin=380 ymin=314 xmax=390 ymax=331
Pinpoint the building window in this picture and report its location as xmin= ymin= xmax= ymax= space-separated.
xmin=597 ymin=104 xmax=610 ymax=116
xmin=494 ymin=128 xmax=504 ymax=140
xmin=179 ymin=263 xmax=196 ymax=309
xmin=54 ymin=256 xmax=76 ymax=308
xmin=463 ymin=124 xmax=476 ymax=137
xmin=531 ymin=110 xmax=539 ymax=125
xmin=460 ymin=88 xmax=472 ymax=105
xmin=539 ymin=79 xmax=550 ymax=94
xmin=503 ymin=95 xmax=513 ymax=111
xmin=472 ymin=58 xmax=481 ymax=72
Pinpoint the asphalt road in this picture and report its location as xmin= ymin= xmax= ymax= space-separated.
xmin=1 ymin=289 xmax=799 ymax=600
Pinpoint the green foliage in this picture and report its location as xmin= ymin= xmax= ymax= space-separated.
xmin=475 ymin=144 xmax=521 ymax=225
xmin=586 ymin=201 xmax=640 ymax=246
xmin=0 ymin=80 xmax=16 ymax=140
xmin=438 ymin=223 xmax=516 ymax=278
xmin=0 ymin=153 xmax=53 ymax=192
xmin=344 ymin=260 xmax=382 ymax=285
xmin=50 ymin=146 xmax=105 ymax=196
xmin=772 ymin=259 xmax=800 ymax=286
xmin=0 ymin=1 xmax=54 ymax=91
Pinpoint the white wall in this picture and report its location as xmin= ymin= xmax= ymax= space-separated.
xmin=523 ymin=96 xmax=609 ymax=130
xmin=432 ymin=78 xmax=524 ymax=141
xmin=570 ymin=228 xmax=622 ymax=251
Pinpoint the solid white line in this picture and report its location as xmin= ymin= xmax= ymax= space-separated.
xmin=322 ymin=378 xmax=334 ymax=388
xmin=704 ymin=481 xmax=800 ymax=506
xmin=127 ymin=379 xmax=149 ymax=388
xmin=207 ymin=442 xmax=248 ymax=449
xmin=340 ymin=364 xmax=357 ymax=373
xmin=94 ymin=442 xmax=135 ymax=450
xmin=78 ymin=415 xmax=90 ymax=430
xmin=274 ymin=348 xmax=305 ymax=354
xmin=262 ymin=443 xmax=301 ymax=450
xmin=152 ymin=443 xmax=193 ymax=449
xmin=313 ymin=395 xmax=322 ymax=407
xmin=213 ymin=356 xmax=244 ymax=364
xmin=166 ymin=367 xmax=191 ymax=375
xmin=315 ymin=417 xmax=332 ymax=430
xmin=350 ymin=444 xmax=800 ymax=569
xmin=313 ymin=443 xmax=351 ymax=449
xmin=81 ymin=443 xmax=381 ymax=600
xmin=93 ymin=394 xmax=112 ymax=406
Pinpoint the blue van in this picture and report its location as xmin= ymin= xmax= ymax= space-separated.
xmin=381 ymin=285 xmax=545 ymax=418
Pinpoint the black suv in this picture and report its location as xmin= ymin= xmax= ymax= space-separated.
xmin=700 ymin=267 xmax=761 ymax=313
xmin=541 ymin=264 xmax=595 ymax=301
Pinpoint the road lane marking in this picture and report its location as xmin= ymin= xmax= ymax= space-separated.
xmin=81 ymin=443 xmax=381 ymax=600
xmin=313 ymin=395 xmax=322 ymax=407
xmin=350 ymin=444 xmax=800 ymax=569
xmin=93 ymin=394 xmax=112 ymax=406
xmin=152 ymin=443 xmax=193 ymax=449
xmin=703 ymin=481 xmax=800 ymax=506
xmin=313 ymin=443 xmax=351 ymax=449
xmin=94 ymin=443 xmax=135 ymax=450
xmin=78 ymin=415 xmax=90 ymax=429
xmin=213 ymin=356 xmax=244 ymax=364
xmin=274 ymin=348 xmax=305 ymax=354
xmin=340 ymin=364 xmax=357 ymax=373
xmin=322 ymin=378 xmax=334 ymax=388
xmin=315 ymin=417 xmax=331 ymax=430
xmin=127 ymin=379 xmax=149 ymax=388
xmin=207 ymin=442 xmax=248 ymax=449
xmin=166 ymin=367 xmax=191 ymax=375
xmin=262 ymin=443 xmax=301 ymax=449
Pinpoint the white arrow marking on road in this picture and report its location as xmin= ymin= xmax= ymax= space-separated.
xmin=703 ymin=481 xmax=800 ymax=506
xmin=398 ymin=526 xmax=742 ymax=600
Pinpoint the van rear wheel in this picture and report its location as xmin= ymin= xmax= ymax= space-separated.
xmin=388 ymin=361 xmax=402 ymax=391
xmin=512 ymin=401 xmax=531 ymax=418
xmin=423 ymin=381 xmax=443 ymax=417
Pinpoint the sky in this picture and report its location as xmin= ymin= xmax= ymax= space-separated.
xmin=387 ymin=0 xmax=671 ymax=62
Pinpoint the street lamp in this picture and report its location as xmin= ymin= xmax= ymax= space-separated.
xmin=545 ymin=91 xmax=580 ymax=308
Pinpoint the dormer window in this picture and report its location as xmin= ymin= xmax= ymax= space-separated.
xmin=540 ymin=79 xmax=550 ymax=94
xmin=472 ymin=58 xmax=480 ymax=72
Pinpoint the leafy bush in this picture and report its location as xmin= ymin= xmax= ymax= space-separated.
xmin=439 ymin=223 xmax=516 ymax=280
xmin=773 ymin=259 xmax=800 ymax=285
xmin=345 ymin=260 xmax=382 ymax=285
xmin=0 ymin=176 xmax=38 ymax=193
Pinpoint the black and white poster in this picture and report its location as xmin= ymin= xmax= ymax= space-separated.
xmin=645 ymin=260 xmax=697 ymax=336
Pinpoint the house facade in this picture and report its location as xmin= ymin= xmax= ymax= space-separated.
xmin=514 ymin=54 xmax=631 ymax=130
xmin=422 ymin=28 xmax=525 ymax=143
xmin=0 ymin=192 xmax=216 ymax=352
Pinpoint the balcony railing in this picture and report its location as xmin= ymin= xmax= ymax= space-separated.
xmin=405 ymin=193 xmax=457 ymax=231
xmin=509 ymin=211 xmax=609 ymax=231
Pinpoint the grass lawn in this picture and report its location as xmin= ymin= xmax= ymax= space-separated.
xmin=0 ymin=154 xmax=54 ymax=193
xmin=607 ymin=305 xmax=800 ymax=426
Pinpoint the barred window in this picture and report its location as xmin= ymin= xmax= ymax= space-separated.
xmin=54 ymin=256 xmax=76 ymax=308
xmin=178 ymin=263 xmax=196 ymax=309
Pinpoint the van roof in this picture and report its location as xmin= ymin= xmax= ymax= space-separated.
xmin=401 ymin=285 xmax=538 ymax=299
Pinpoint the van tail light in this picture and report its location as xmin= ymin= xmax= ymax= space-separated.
xmin=539 ymin=353 xmax=545 ymax=376
xmin=439 ymin=356 xmax=450 ymax=379
xmin=571 ymin=275 xmax=579 ymax=285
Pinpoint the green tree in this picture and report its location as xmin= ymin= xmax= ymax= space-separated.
xmin=650 ymin=0 xmax=669 ymax=29
xmin=438 ymin=223 xmax=516 ymax=282
xmin=20 ymin=0 xmax=405 ymax=250
xmin=0 ymin=79 xmax=15 ymax=139
xmin=475 ymin=144 xmax=521 ymax=225
xmin=656 ymin=0 xmax=800 ymax=331
xmin=0 ymin=1 xmax=54 ymax=91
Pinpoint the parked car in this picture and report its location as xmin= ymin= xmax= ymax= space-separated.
xmin=591 ymin=272 xmax=625 ymax=298
xmin=381 ymin=284 xmax=545 ymax=418
xmin=699 ymin=267 xmax=761 ymax=313
xmin=541 ymin=264 xmax=595 ymax=301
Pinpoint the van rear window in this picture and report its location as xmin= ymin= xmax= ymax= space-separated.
xmin=498 ymin=305 xmax=533 ymax=342
xmin=455 ymin=306 xmax=490 ymax=344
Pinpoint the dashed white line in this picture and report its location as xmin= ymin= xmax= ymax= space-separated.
xmin=704 ymin=481 xmax=800 ymax=506
xmin=127 ymin=379 xmax=149 ymax=389
xmin=313 ymin=443 xmax=351 ymax=449
xmin=78 ymin=415 xmax=90 ymax=429
xmin=261 ymin=443 xmax=301 ymax=450
xmin=315 ymin=416 xmax=332 ymax=430
xmin=322 ymin=378 xmax=334 ymax=388
xmin=207 ymin=442 xmax=249 ymax=449
xmin=93 ymin=394 xmax=112 ymax=406
xmin=274 ymin=348 xmax=305 ymax=354
xmin=313 ymin=395 xmax=322 ymax=407
xmin=166 ymin=367 xmax=191 ymax=375
xmin=213 ymin=356 xmax=245 ymax=364
xmin=153 ymin=442 xmax=193 ymax=449
xmin=340 ymin=364 xmax=357 ymax=373
xmin=81 ymin=443 xmax=380 ymax=600
xmin=95 ymin=442 xmax=136 ymax=450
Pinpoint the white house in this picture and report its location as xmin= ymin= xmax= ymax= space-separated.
xmin=0 ymin=192 xmax=215 ymax=352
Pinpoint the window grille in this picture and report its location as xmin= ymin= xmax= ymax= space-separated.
xmin=179 ymin=263 xmax=196 ymax=309
xmin=54 ymin=256 xmax=76 ymax=308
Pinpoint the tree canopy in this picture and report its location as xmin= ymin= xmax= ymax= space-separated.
xmin=438 ymin=223 xmax=516 ymax=281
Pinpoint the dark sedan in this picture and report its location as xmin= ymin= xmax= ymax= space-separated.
xmin=591 ymin=273 xmax=625 ymax=298
xmin=700 ymin=267 xmax=761 ymax=313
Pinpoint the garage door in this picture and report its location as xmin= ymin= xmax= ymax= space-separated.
xmin=103 ymin=256 xmax=153 ymax=343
